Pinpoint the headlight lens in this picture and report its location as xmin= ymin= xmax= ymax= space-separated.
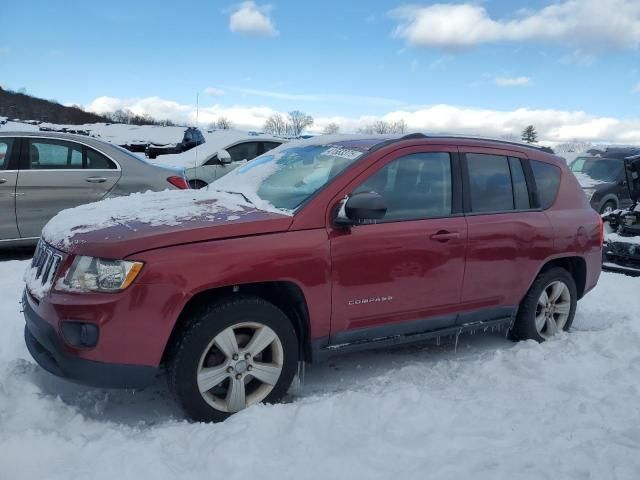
xmin=583 ymin=188 xmax=596 ymax=200
xmin=61 ymin=256 xmax=144 ymax=293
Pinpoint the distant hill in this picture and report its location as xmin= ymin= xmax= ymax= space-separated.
xmin=0 ymin=87 xmax=110 ymax=124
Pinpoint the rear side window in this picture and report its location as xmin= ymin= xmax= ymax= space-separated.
xmin=227 ymin=142 xmax=260 ymax=162
xmin=531 ymin=160 xmax=561 ymax=209
xmin=0 ymin=139 xmax=13 ymax=169
xmin=262 ymin=141 xmax=282 ymax=153
xmin=466 ymin=154 xmax=514 ymax=212
xmin=28 ymin=139 xmax=117 ymax=170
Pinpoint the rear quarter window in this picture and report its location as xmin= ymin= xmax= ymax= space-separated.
xmin=531 ymin=160 xmax=561 ymax=209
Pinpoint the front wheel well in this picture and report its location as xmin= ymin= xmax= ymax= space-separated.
xmin=161 ymin=281 xmax=311 ymax=365
xmin=539 ymin=256 xmax=587 ymax=299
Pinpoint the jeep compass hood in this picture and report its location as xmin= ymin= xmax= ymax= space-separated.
xmin=41 ymin=189 xmax=293 ymax=258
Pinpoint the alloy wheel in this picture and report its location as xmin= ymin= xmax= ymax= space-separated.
xmin=534 ymin=280 xmax=572 ymax=339
xmin=196 ymin=322 xmax=284 ymax=413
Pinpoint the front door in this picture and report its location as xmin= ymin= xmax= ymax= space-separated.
xmin=0 ymin=138 xmax=19 ymax=240
xmin=329 ymin=147 xmax=467 ymax=343
xmin=16 ymin=138 xmax=120 ymax=238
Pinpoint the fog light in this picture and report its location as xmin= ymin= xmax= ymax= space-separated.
xmin=61 ymin=321 xmax=99 ymax=348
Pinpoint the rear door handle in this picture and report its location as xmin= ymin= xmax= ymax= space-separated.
xmin=86 ymin=177 xmax=107 ymax=183
xmin=0 ymin=178 xmax=7 ymax=184
xmin=430 ymin=231 xmax=460 ymax=242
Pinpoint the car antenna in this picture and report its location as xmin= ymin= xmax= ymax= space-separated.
xmin=194 ymin=92 xmax=199 ymax=186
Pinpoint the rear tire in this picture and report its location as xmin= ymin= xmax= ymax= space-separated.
xmin=510 ymin=267 xmax=577 ymax=342
xmin=167 ymin=295 xmax=298 ymax=422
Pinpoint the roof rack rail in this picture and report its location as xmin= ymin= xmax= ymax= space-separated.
xmin=369 ymin=132 xmax=553 ymax=154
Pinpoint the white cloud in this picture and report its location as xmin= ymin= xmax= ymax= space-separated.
xmin=391 ymin=1 xmax=640 ymax=51
xmin=84 ymin=95 xmax=640 ymax=145
xmin=203 ymin=87 xmax=225 ymax=96
xmin=494 ymin=76 xmax=532 ymax=87
xmin=229 ymin=1 xmax=278 ymax=37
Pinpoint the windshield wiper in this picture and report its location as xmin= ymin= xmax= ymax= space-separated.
xmin=215 ymin=189 xmax=253 ymax=205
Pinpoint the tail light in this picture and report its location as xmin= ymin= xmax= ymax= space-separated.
xmin=167 ymin=176 xmax=190 ymax=189
xmin=599 ymin=215 xmax=604 ymax=245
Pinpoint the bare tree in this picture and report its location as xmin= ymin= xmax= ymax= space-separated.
xmin=322 ymin=122 xmax=340 ymax=135
xmin=287 ymin=110 xmax=314 ymax=137
xmin=263 ymin=113 xmax=287 ymax=136
xmin=390 ymin=119 xmax=407 ymax=134
xmin=215 ymin=116 xmax=233 ymax=130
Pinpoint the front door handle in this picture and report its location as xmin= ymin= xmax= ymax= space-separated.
xmin=86 ymin=177 xmax=107 ymax=183
xmin=430 ymin=231 xmax=460 ymax=242
xmin=0 ymin=178 xmax=7 ymax=184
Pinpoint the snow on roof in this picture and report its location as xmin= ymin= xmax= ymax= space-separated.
xmin=150 ymin=130 xmax=287 ymax=168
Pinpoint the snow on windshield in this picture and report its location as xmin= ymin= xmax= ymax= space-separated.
xmin=41 ymin=189 xmax=255 ymax=249
xmin=211 ymin=137 xmax=375 ymax=211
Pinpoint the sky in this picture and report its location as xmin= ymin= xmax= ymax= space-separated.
xmin=1 ymin=0 xmax=640 ymax=144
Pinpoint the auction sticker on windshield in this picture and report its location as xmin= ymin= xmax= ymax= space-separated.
xmin=322 ymin=146 xmax=364 ymax=160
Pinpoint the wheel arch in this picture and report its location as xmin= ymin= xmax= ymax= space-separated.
xmin=161 ymin=280 xmax=312 ymax=365
xmin=535 ymin=256 xmax=587 ymax=300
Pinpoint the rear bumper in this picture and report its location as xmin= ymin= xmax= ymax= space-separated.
xmin=23 ymin=293 xmax=158 ymax=389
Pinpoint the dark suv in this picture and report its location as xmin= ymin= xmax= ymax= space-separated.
xmin=23 ymin=134 xmax=602 ymax=422
xmin=145 ymin=127 xmax=205 ymax=159
xmin=570 ymin=156 xmax=632 ymax=214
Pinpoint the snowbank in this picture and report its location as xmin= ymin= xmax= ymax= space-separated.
xmin=1 ymin=259 xmax=639 ymax=479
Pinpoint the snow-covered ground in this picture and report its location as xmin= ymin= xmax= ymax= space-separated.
xmin=0 ymin=258 xmax=638 ymax=480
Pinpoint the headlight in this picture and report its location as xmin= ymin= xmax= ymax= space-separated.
xmin=61 ymin=256 xmax=144 ymax=293
xmin=583 ymin=188 xmax=596 ymax=200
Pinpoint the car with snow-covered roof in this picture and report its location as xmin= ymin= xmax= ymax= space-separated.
xmin=23 ymin=133 xmax=601 ymax=422
xmin=151 ymin=130 xmax=285 ymax=189
xmin=0 ymin=131 xmax=189 ymax=247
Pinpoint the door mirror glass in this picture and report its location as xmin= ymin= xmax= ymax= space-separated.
xmin=218 ymin=149 xmax=232 ymax=165
xmin=335 ymin=192 xmax=387 ymax=226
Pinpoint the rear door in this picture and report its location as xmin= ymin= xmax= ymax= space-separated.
xmin=0 ymin=138 xmax=19 ymax=240
xmin=16 ymin=138 xmax=121 ymax=238
xmin=459 ymin=148 xmax=553 ymax=316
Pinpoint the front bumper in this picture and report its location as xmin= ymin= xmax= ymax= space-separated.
xmin=23 ymin=292 xmax=158 ymax=389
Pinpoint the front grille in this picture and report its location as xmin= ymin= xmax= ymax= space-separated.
xmin=30 ymin=240 xmax=63 ymax=291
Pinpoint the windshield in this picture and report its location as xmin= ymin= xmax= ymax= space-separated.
xmin=570 ymin=157 xmax=623 ymax=183
xmin=210 ymin=142 xmax=368 ymax=211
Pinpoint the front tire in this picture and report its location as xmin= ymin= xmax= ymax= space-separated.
xmin=167 ymin=296 xmax=298 ymax=422
xmin=510 ymin=267 xmax=577 ymax=342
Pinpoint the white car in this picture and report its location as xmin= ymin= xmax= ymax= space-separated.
xmin=152 ymin=131 xmax=285 ymax=188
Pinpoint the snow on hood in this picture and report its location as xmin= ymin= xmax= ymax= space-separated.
xmin=41 ymin=188 xmax=287 ymax=250
xmin=573 ymin=171 xmax=606 ymax=189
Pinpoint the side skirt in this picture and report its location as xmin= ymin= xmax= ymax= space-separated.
xmin=311 ymin=313 xmax=515 ymax=363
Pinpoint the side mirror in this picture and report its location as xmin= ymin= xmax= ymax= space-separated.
xmin=218 ymin=149 xmax=232 ymax=165
xmin=335 ymin=192 xmax=387 ymax=226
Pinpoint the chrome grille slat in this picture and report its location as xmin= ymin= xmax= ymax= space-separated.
xmin=30 ymin=240 xmax=63 ymax=289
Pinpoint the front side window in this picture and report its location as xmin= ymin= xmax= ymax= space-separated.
xmin=467 ymin=153 xmax=514 ymax=212
xmin=354 ymin=152 xmax=452 ymax=221
xmin=531 ymin=160 xmax=561 ymax=209
xmin=0 ymin=139 xmax=13 ymax=169
xmin=227 ymin=142 xmax=260 ymax=163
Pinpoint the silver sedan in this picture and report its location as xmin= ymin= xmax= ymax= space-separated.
xmin=0 ymin=131 xmax=189 ymax=247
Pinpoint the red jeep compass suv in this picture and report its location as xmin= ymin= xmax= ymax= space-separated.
xmin=23 ymin=134 xmax=602 ymax=422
